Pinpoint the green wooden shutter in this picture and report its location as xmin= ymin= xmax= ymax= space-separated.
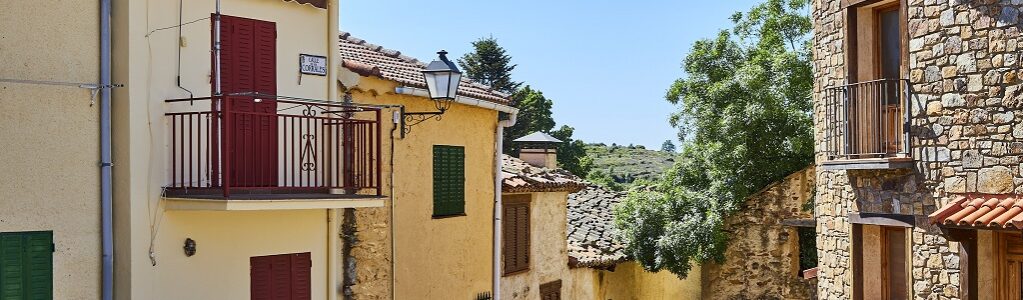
xmin=0 ymin=231 xmax=53 ymax=300
xmin=433 ymin=145 xmax=465 ymax=217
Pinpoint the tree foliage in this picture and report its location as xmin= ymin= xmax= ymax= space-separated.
xmin=613 ymin=0 xmax=813 ymax=278
xmin=550 ymin=125 xmax=593 ymax=177
xmin=505 ymin=86 xmax=556 ymax=153
xmin=458 ymin=37 xmax=522 ymax=95
xmin=660 ymin=140 xmax=677 ymax=153
xmin=459 ymin=37 xmax=591 ymax=177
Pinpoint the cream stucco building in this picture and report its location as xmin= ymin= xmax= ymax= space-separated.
xmin=1 ymin=2 xmax=103 ymax=299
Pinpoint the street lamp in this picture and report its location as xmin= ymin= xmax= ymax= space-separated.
xmin=402 ymin=50 xmax=463 ymax=138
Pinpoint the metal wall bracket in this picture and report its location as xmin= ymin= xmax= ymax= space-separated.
xmin=400 ymin=106 xmax=445 ymax=139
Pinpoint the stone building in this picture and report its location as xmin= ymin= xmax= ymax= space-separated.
xmin=812 ymin=0 xmax=1023 ymax=298
xmin=701 ymin=166 xmax=818 ymax=300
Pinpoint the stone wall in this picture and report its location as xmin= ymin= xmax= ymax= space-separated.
xmin=701 ymin=166 xmax=817 ymax=300
xmin=812 ymin=0 xmax=1023 ymax=298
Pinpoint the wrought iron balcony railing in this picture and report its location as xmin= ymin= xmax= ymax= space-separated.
xmin=822 ymin=79 xmax=911 ymax=160
xmin=164 ymin=94 xmax=382 ymax=198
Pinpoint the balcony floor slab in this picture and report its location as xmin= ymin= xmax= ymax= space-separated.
xmin=162 ymin=194 xmax=387 ymax=211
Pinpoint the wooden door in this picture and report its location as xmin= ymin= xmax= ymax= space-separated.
xmin=1000 ymin=233 xmax=1023 ymax=300
xmin=848 ymin=3 xmax=904 ymax=157
xmin=216 ymin=14 xmax=278 ymax=187
xmin=882 ymin=227 xmax=908 ymax=300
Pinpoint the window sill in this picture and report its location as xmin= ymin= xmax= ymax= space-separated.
xmin=820 ymin=157 xmax=913 ymax=170
xmin=432 ymin=213 xmax=467 ymax=219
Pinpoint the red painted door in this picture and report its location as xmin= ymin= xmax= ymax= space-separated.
xmin=250 ymin=252 xmax=311 ymax=300
xmin=216 ymin=14 xmax=278 ymax=187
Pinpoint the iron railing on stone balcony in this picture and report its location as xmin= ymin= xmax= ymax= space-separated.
xmin=164 ymin=93 xmax=382 ymax=198
xmin=822 ymin=78 xmax=911 ymax=160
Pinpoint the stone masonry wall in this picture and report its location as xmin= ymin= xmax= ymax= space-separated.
xmin=702 ymin=166 xmax=817 ymax=300
xmin=813 ymin=0 xmax=1023 ymax=299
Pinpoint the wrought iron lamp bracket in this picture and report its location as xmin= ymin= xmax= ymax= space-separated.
xmin=400 ymin=107 xmax=446 ymax=138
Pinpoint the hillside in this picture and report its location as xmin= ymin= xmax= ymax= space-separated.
xmin=584 ymin=143 xmax=675 ymax=186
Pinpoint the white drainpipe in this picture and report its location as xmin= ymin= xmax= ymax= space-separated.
xmin=393 ymin=86 xmax=517 ymax=298
xmin=327 ymin=1 xmax=340 ymax=299
xmin=492 ymin=112 xmax=516 ymax=300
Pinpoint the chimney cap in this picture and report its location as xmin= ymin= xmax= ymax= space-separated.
xmin=513 ymin=131 xmax=563 ymax=144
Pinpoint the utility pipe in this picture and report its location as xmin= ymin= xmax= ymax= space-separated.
xmin=492 ymin=111 xmax=517 ymax=300
xmin=99 ymin=0 xmax=113 ymax=299
xmin=327 ymin=2 xmax=340 ymax=300
xmin=393 ymin=86 xmax=518 ymax=114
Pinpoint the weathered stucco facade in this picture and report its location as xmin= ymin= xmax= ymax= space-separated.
xmin=336 ymin=34 xmax=506 ymax=299
xmin=0 ymin=2 xmax=101 ymax=298
xmin=702 ymin=166 xmax=817 ymax=300
xmin=813 ymin=0 xmax=1023 ymax=298
xmin=109 ymin=1 xmax=356 ymax=299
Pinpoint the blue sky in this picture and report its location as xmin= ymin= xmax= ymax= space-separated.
xmin=341 ymin=1 xmax=760 ymax=148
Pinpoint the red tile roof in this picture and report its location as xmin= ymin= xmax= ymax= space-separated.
xmin=338 ymin=32 xmax=511 ymax=105
xmin=929 ymin=194 xmax=1023 ymax=230
xmin=501 ymin=155 xmax=586 ymax=193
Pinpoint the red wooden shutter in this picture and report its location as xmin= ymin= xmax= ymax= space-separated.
xmin=250 ymin=256 xmax=273 ymax=300
xmin=215 ymin=14 xmax=279 ymax=187
xmin=250 ymin=252 xmax=311 ymax=300
xmin=290 ymin=252 xmax=311 ymax=300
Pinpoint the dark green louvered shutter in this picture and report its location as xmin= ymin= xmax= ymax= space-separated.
xmin=0 ymin=231 xmax=53 ymax=300
xmin=433 ymin=145 xmax=465 ymax=217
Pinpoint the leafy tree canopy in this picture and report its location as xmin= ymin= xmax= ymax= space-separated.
xmin=613 ymin=0 xmax=813 ymax=278
xmin=661 ymin=140 xmax=677 ymax=153
xmin=458 ymin=37 xmax=522 ymax=95
xmin=550 ymin=125 xmax=593 ymax=177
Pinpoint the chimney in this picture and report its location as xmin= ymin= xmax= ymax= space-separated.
xmin=513 ymin=132 xmax=562 ymax=169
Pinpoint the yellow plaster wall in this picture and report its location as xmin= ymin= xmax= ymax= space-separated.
xmin=145 ymin=210 xmax=329 ymax=299
xmin=342 ymin=75 xmax=498 ymax=299
xmin=0 ymin=1 xmax=101 ymax=299
xmin=110 ymin=0 xmax=334 ymax=298
xmin=570 ymin=262 xmax=702 ymax=300
xmin=501 ymin=192 xmax=571 ymax=299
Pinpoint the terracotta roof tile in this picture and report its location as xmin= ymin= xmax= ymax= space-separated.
xmin=566 ymin=185 xmax=628 ymax=268
xmin=930 ymin=194 xmax=1023 ymax=229
xmin=338 ymin=32 xmax=511 ymax=105
xmin=501 ymin=155 xmax=585 ymax=193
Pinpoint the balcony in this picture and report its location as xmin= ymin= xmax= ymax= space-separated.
xmin=162 ymin=94 xmax=385 ymax=210
xmin=821 ymin=79 xmax=913 ymax=170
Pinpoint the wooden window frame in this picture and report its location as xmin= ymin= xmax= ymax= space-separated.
xmin=853 ymin=225 xmax=910 ymax=300
xmin=432 ymin=145 xmax=466 ymax=218
xmin=845 ymin=0 xmax=908 ymax=82
xmin=502 ymin=194 xmax=531 ymax=276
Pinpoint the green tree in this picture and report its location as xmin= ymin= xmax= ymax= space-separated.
xmin=661 ymin=140 xmax=677 ymax=153
xmin=457 ymin=37 xmax=522 ymax=95
xmin=550 ymin=125 xmax=592 ymax=176
xmin=613 ymin=0 xmax=813 ymax=278
xmin=505 ymin=86 xmax=556 ymax=153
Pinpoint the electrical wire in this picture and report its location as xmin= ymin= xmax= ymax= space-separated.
xmin=145 ymin=16 xmax=210 ymax=38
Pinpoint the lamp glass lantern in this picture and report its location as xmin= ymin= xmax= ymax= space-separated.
xmin=422 ymin=50 xmax=462 ymax=111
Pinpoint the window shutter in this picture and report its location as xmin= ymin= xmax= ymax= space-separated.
xmin=539 ymin=280 xmax=562 ymax=300
xmin=433 ymin=145 xmax=465 ymax=217
xmin=502 ymin=195 xmax=530 ymax=275
xmin=0 ymin=231 xmax=53 ymax=300
xmin=269 ymin=255 xmax=292 ymax=300
xmin=250 ymin=256 xmax=272 ymax=300
xmin=290 ymin=253 xmax=311 ymax=300
xmin=250 ymin=252 xmax=310 ymax=300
